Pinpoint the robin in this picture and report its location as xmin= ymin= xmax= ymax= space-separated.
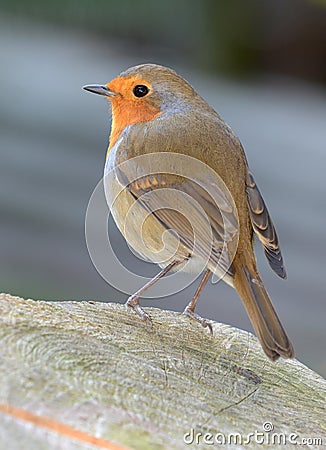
xmin=83 ymin=64 xmax=294 ymax=361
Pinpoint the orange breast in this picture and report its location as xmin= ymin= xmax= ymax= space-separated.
xmin=106 ymin=75 xmax=161 ymax=156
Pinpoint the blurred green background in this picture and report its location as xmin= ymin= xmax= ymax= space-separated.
xmin=1 ymin=0 xmax=325 ymax=375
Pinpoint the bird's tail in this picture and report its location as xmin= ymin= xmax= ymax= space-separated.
xmin=233 ymin=256 xmax=294 ymax=361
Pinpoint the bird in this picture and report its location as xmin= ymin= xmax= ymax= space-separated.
xmin=83 ymin=63 xmax=294 ymax=361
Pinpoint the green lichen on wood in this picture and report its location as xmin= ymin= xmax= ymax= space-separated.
xmin=0 ymin=293 xmax=325 ymax=449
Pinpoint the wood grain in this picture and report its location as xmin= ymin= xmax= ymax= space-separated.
xmin=0 ymin=293 xmax=325 ymax=449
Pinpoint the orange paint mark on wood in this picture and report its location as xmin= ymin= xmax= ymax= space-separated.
xmin=0 ymin=401 xmax=130 ymax=450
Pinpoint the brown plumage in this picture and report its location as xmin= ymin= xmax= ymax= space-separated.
xmin=83 ymin=63 xmax=294 ymax=361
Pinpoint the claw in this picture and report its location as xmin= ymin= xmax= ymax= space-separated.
xmin=126 ymin=295 xmax=152 ymax=323
xmin=183 ymin=307 xmax=213 ymax=335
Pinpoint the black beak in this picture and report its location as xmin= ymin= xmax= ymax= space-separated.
xmin=82 ymin=84 xmax=116 ymax=97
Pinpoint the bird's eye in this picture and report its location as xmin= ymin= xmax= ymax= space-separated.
xmin=133 ymin=85 xmax=149 ymax=98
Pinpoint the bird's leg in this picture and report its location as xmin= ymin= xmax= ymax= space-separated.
xmin=126 ymin=259 xmax=183 ymax=322
xmin=183 ymin=269 xmax=213 ymax=334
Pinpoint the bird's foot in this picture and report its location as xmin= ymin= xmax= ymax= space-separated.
xmin=182 ymin=306 xmax=213 ymax=335
xmin=126 ymin=295 xmax=152 ymax=323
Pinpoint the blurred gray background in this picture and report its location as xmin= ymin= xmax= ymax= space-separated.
xmin=1 ymin=0 xmax=325 ymax=376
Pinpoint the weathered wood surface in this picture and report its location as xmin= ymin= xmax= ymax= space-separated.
xmin=0 ymin=293 xmax=325 ymax=449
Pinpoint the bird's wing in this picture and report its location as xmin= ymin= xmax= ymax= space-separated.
xmin=115 ymin=165 xmax=238 ymax=278
xmin=245 ymin=171 xmax=286 ymax=279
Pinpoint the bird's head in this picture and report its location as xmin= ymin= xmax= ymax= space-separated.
xmin=83 ymin=63 xmax=210 ymax=148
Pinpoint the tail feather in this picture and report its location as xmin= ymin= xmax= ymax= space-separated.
xmin=234 ymin=260 xmax=294 ymax=361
